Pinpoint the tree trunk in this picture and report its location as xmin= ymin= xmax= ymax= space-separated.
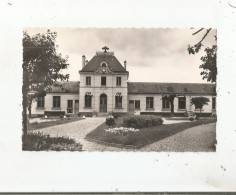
xmin=22 ymin=66 xmax=28 ymax=148
xmin=200 ymin=108 xmax=202 ymax=118
xmin=28 ymin=97 xmax=32 ymax=118
xmin=170 ymin=101 xmax=174 ymax=117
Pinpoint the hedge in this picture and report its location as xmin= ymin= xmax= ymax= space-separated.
xmin=23 ymin=132 xmax=83 ymax=151
xmin=123 ymin=115 xmax=163 ymax=129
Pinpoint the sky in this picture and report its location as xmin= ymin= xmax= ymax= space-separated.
xmin=25 ymin=28 xmax=217 ymax=83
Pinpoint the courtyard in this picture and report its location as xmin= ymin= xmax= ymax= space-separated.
xmin=29 ymin=116 xmax=216 ymax=152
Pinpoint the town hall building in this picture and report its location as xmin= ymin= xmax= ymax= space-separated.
xmin=31 ymin=47 xmax=216 ymax=117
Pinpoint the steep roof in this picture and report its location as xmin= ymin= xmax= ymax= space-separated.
xmin=50 ymin=81 xmax=80 ymax=93
xmin=128 ymin=82 xmax=216 ymax=95
xmin=80 ymin=53 xmax=128 ymax=73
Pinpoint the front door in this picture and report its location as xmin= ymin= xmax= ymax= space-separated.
xmin=128 ymin=100 xmax=134 ymax=115
xmin=100 ymin=94 xmax=107 ymax=113
xmin=74 ymin=100 xmax=79 ymax=115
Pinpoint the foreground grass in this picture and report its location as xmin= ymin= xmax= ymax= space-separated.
xmin=28 ymin=117 xmax=84 ymax=130
xmin=86 ymin=119 xmax=216 ymax=148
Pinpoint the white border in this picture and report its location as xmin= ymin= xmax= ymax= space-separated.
xmin=0 ymin=0 xmax=236 ymax=192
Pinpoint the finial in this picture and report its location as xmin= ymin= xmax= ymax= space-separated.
xmin=102 ymin=46 xmax=109 ymax=53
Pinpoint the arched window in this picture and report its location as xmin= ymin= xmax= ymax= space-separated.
xmin=115 ymin=93 xmax=122 ymax=108
xmin=85 ymin=92 xmax=92 ymax=108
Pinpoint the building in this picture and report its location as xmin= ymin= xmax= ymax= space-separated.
xmin=31 ymin=47 xmax=216 ymax=117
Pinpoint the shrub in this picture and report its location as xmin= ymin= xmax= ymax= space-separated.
xmin=188 ymin=116 xmax=195 ymax=121
xmin=106 ymin=116 xmax=116 ymax=127
xmin=123 ymin=115 xmax=163 ymax=129
xmin=22 ymin=132 xmax=83 ymax=151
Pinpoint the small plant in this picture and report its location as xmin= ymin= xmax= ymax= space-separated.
xmin=188 ymin=116 xmax=195 ymax=122
xmin=106 ymin=116 xmax=116 ymax=127
xmin=60 ymin=115 xmax=64 ymax=120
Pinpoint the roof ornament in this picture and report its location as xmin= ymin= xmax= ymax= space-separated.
xmin=102 ymin=46 xmax=109 ymax=53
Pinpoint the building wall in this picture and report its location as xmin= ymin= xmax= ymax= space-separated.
xmin=31 ymin=92 xmax=215 ymax=116
xmin=128 ymin=94 xmax=216 ymax=115
xmin=31 ymin=93 xmax=79 ymax=115
xmin=79 ymin=73 xmax=128 ymax=113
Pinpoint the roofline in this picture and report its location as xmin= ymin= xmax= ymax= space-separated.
xmin=128 ymin=82 xmax=215 ymax=85
xmin=79 ymin=70 xmax=129 ymax=74
xmin=128 ymin=92 xmax=216 ymax=95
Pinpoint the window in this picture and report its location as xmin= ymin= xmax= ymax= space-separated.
xmin=86 ymin=76 xmax=91 ymax=86
xmin=146 ymin=97 xmax=154 ymax=109
xmin=115 ymin=96 xmax=122 ymax=108
xmin=135 ymin=100 xmax=140 ymax=109
xmin=212 ymin=97 xmax=216 ymax=109
xmin=37 ymin=96 xmax=44 ymax=108
xmin=162 ymin=97 xmax=170 ymax=109
xmin=101 ymin=77 xmax=106 ymax=86
xmin=116 ymin=77 xmax=121 ymax=86
xmin=53 ymin=96 xmax=61 ymax=108
xmin=178 ymin=97 xmax=186 ymax=109
xmin=67 ymin=100 xmax=73 ymax=113
xmin=85 ymin=94 xmax=92 ymax=108
xmin=101 ymin=63 xmax=107 ymax=68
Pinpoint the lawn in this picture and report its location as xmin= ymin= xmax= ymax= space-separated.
xmin=86 ymin=118 xmax=216 ymax=149
xmin=28 ymin=117 xmax=84 ymax=130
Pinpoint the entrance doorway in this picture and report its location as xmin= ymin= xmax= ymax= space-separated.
xmin=100 ymin=94 xmax=107 ymax=113
xmin=74 ymin=100 xmax=79 ymax=115
xmin=128 ymin=100 xmax=134 ymax=115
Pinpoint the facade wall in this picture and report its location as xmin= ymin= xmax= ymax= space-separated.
xmin=31 ymin=93 xmax=79 ymax=115
xmin=79 ymin=73 xmax=128 ymax=113
xmin=128 ymin=94 xmax=216 ymax=115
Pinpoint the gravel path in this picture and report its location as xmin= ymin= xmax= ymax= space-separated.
xmin=32 ymin=118 xmax=216 ymax=152
xmin=139 ymin=122 xmax=216 ymax=152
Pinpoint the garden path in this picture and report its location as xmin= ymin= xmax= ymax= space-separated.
xmin=33 ymin=118 xmax=216 ymax=152
xmin=139 ymin=122 xmax=216 ymax=152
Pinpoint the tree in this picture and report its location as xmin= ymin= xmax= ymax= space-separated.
xmin=190 ymin=97 xmax=210 ymax=117
xmin=162 ymin=86 xmax=177 ymax=117
xmin=187 ymin=28 xmax=217 ymax=83
xmin=22 ymin=30 xmax=69 ymax=137
xmin=163 ymin=94 xmax=176 ymax=117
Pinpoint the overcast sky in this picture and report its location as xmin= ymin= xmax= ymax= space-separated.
xmin=25 ymin=28 xmax=216 ymax=83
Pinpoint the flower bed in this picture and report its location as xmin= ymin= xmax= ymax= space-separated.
xmin=105 ymin=127 xmax=139 ymax=135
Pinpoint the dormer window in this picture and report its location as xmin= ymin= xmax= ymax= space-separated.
xmin=101 ymin=62 xmax=107 ymax=68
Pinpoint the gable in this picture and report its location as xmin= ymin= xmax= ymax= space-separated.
xmin=80 ymin=54 xmax=128 ymax=73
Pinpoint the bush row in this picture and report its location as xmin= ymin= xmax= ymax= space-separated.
xmin=123 ymin=115 xmax=163 ymax=129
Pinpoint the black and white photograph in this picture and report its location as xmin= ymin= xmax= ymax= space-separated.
xmin=1 ymin=0 xmax=236 ymax=193
xmin=23 ymin=28 xmax=217 ymax=152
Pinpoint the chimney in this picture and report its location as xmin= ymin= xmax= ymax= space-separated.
xmin=82 ymin=55 xmax=86 ymax=68
xmin=124 ymin=60 xmax=127 ymax=70
xmin=85 ymin=60 xmax=88 ymax=66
